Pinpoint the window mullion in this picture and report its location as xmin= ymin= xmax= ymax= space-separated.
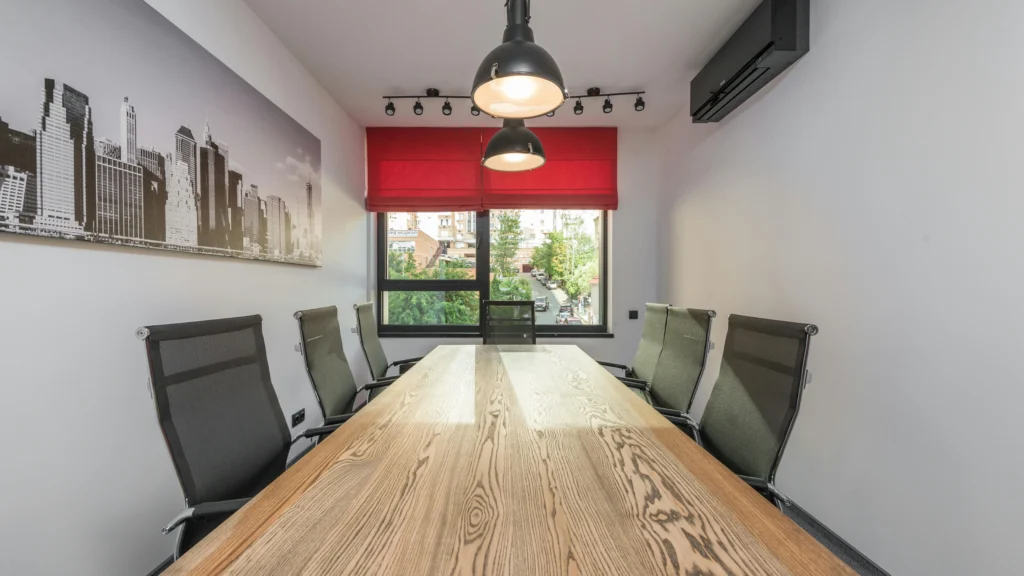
xmin=477 ymin=210 xmax=491 ymax=328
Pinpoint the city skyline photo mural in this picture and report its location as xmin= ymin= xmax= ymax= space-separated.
xmin=0 ymin=0 xmax=322 ymax=266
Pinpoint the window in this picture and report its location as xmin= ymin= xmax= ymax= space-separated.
xmin=377 ymin=210 xmax=608 ymax=336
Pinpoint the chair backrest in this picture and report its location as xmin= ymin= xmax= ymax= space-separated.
xmin=632 ymin=303 xmax=670 ymax=382
xmin=140 ymin=315 xmax=290 ymax=507
xmin=483 ymin=300 xmax=537 ymax=344
xmin=648 ymin=307 xmax=715 ymax=413
xmin=295 ymin=306 xmax=359 ymax=420
xmin=699 ymin=314 xmax=817 ymax=482
xmin=354 ymin=302 xmax=389 ymax=380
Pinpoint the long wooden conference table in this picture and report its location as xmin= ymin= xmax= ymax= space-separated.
xmin=167 ymin=345 xmax=853 ymax=575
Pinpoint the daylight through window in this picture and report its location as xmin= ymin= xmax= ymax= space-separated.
xmin=377 ymin=210 xmax=607 ymax=335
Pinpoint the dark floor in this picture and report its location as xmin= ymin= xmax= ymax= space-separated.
xmin=781 ymin=500 xmax=890 ymax=576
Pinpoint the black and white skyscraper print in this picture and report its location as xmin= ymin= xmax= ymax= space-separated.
xmin=0 ymin=0 xmax=322 ymax=266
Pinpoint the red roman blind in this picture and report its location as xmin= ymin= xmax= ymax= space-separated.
xmin=366 ymin=127 xmax=618 ymax=212
xmin=480 ymin=127 xmax=618 ymax=210
xmin=365 ymin=128 xmax=483 ymax=211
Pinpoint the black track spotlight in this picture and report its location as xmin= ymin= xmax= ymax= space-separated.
xmin=603 ymin=97 xmax=613 ymax=114
xmin=442 ymin=99 xmax=453 ymax=116
xmin=634 ymin=94 xmax=645 ymax=112
xmin=384 ymin=99 xmax=395 ymax=116
xmin=482 ymin=118 xmax=546 ymax=172
xmin=413 ymin=99 xmax=423 ymax=115
xmin=470 ymin=104 xmax=481 ymax=116
xmin=574 ymin=99 xmax=584 ymax=115
xmin=472 ymin=0 xmax=567 ymax=119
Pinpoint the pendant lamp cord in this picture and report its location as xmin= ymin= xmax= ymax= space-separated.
xmin=506 ymin=0 xmax=530 ymax=26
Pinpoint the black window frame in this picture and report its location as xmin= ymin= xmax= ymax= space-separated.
xmin=376 ymin=210 xmax=610 ymax=338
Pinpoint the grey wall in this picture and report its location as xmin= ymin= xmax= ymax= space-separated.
xmin=0 ymin=0 xmax=369 ymax=573
xmin=657 ymin=1 xmax=1024 ymax=574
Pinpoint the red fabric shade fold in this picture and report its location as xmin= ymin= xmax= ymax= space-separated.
xmin=366 ymin=127 xmax=617 ymax=212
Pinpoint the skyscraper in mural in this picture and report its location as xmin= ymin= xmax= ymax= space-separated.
xmin=165 ymin=159 xmax=197 ymax=246
xmin=228 ymin=169 xmax=243 ymax=251
xmin=173 ymin=126 xmax=197 ymax=199
xmin=242 ymin=184 xmax=260 ymax=250
xmin=266 ymin=195 xmax=286 ymax=256
xmin=35 ymin=80 xmax=87 ymax=232
xmin=258 ymin=197 xmax=268 ymax=251
xmin=138 ymin=147 xmax=166 ymax=242
xmin=120 ymin=97 xmax=136 ymax=165
xmin=95 ymin=143 xmax=143 ymax=238
xmin=198 ymin=121 xmax=230 ymax=248
xmin=0 ymin=166 xmax=33 ymax=220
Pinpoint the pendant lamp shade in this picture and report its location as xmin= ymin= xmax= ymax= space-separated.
xmin=483 ymin=119 xmax=545 ymax=172
xmin=471 ymin=0 xmax=566 ymax=119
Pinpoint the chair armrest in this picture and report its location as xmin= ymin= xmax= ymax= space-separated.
xmin=618 ymin=376 xmax=650 ymax=391
xmin=663 ymin=414 xmax=702 ymax=445
xmin=193 ymin=498 xmax=249 ymax=518
xmin=620 ymin=380 xmax=649 ymax=392
xmin=388 ymin=357 xmax=422 ymax=368
xmin=364 ymin=380 xmax=393 ymax=390
xmin=162 ymin=498 xmax=250 ymax=534
xmin=738 ymin=475 xmax=768 ymax=490
xmin=597 ymin=360 xmax=630 ymax=372
xmin=295 ymin=424 xmax=341 ymax=441
xmin=324 ymin=413 xmax=354 ymax=426
xmin=655 ymin=407 xmax=685 ymax=418
xmin=737 ymin=475 xmax=790 ymax=506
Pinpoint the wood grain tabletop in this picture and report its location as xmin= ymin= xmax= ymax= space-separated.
xmin=165 ymin=345 xmax=854 ymax=576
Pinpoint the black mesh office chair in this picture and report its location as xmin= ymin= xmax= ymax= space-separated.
xmin=664 ymin=314 xmax=816 ymax=508
xmin=138 ymin=315 xmax=340 ymax=560
xmin=354 ymin=302 xmax=422 ymax=381
xmin=638 ymin=307 xmax=715 ymax=416
xmin=483 ymin=300 xmax=537 ymax=344
xmin=597 ymin=303 xmax=669 ymax=396
xmin=295 ymin=306 xmax=396 ymax=425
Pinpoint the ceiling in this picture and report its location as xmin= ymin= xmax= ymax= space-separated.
xmin=243 ymin=0 xmax=759 ymax=128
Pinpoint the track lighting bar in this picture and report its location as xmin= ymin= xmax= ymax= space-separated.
xmin=566 ymin=90 xmax=645 ymax=100
xmin=382 ymin=95 xmax=472 ymax=100
xmin=382 ymin=87 xmax=646 ymax=116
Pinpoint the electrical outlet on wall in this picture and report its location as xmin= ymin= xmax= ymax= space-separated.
xmin=291 ymin=409 xmax=305 ymax=427
xmin=629 ymin=310 xmax=639 ymax=320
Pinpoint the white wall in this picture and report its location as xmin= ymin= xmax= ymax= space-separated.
xmin=658 ymin=1 xmax=1024 ymax=574
xmin=0 ymin=0 xmax=368 ymax=574
xmin=381 ymin=128 xmax=661 ymax=365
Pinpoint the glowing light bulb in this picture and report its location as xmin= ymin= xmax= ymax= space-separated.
xmin=502 ymin=153 xmax=528 ymax=163
xmin=496 ymin=76 xmax=539 ymax=101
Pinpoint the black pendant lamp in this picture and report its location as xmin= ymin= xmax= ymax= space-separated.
xmin=472 ymin=0 xmax=567 ymax=119
xmin=482 ymin=119 xmax=545 ymax=172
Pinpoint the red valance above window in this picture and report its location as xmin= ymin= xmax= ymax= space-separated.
xmin=366 ymin=127 xmax=617 ymax=212
xmin=365 ymin=128 xmax=483 ymax=212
